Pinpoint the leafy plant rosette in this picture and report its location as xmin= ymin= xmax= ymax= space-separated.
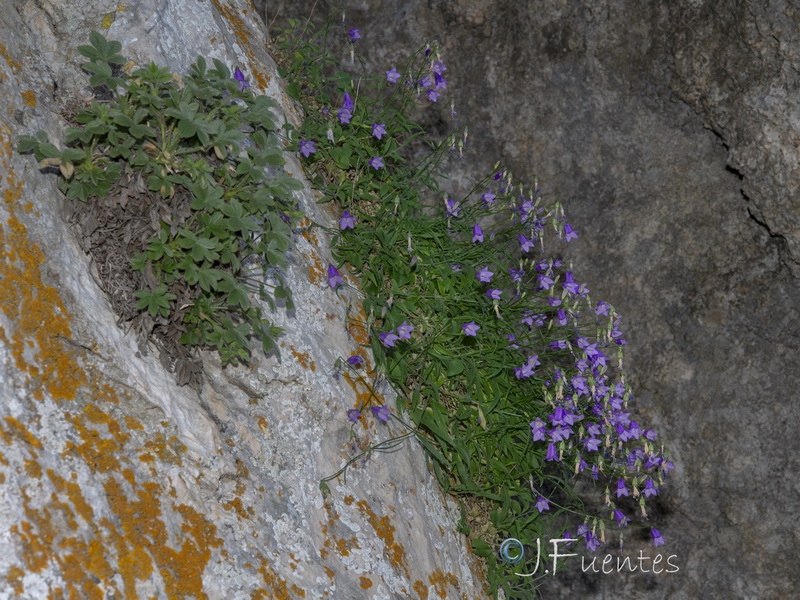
xmin=273 ymin=15 xmax=674 ymax=598
xmin=18 ymin=32 xmax=303 ymax=371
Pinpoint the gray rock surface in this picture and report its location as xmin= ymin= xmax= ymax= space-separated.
xmin=264 ymin=0 xmax=800 ymax=598
xmin=0 ymin=1 xmax=486 ymax=598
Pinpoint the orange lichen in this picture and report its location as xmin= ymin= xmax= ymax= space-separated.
xmin=346 ymin=302 xmax=371 ymax=347
xmin=1 ymin=416 xmax=43 ymax=449
xmin=428 ymin=570 xmax=459 ymax=598
xmin=6 ymin=565 xmax=25 ymax=594
xmin=0 ymin=43 xmax=21 ymax=74
xmin=359 ymin=576 xmax=373 ymax=589
xmin=102 ymin=477 xmax=224 ymax=599
xmin=355 ymin=500 xmax=409 ymax=577
xmin=124 ymin=415 xmax=144 ymax=431
xmin=320 ymin=497 xmax=363 ymax=561
xmin=257 ymin=416 xmax=268 ymax=435
xmin=209 ymin=0 xmax=270 ymax=90
xmin=20 ymin=89 xmax=35 ymax=107
xmin=0 ymin=124 xmax=87 ymax=402
xmin=23 ymin=458 xmax=41 ymax=479
xmin=137 ymin=432 xmax=185 ymax=466
xmin=342 ymin=371 xmax=385 ymax=416
xmin=335 ymin=536 xmax=360 ymax=557
xmin=413 ymin=580 xmax=428 ymax=600
xmin=251 ymin=555 xmax=305 ymax=599
xmin=307 ymin=251 xmax=326 ymax=286
xmin=300 ymin=219 xmax=319 ymax=246
xmin=343 ymin=495 xmax=354 ymax=506
xmin=63 ymin=410 xmax=123 ymax=474
xmin=289 ymin=346 xmax=316 ymax=371
xmin=222 ymin=496 xmax=254 ymax=520
xmin=0 ymin=100 xmax=242 ymax=600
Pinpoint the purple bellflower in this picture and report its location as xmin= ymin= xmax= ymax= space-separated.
xmin=371 ymin=405 xmax=391 ymax=422
xmin=476 ymin=267 xmax=494 ymax=282
xmin=380 ymin=330 xmax=399 ymax=347
xmin=327 ymin=265 xmax=344 ymax=289
xmin=372 ymin=123 xmax=386 ymax=139
xmin=233 ymin=68 xmax=250 ymax=91
xmin=462 ymin=321 xmax=480 ymax=336
xmin=298 ymin=140 xmax=316 ymax=157
xmin=396 ymin=321 xmax=414 ymax=339
xmin=339 ymin=210 xmax=356 ymax=230
xmin=535 ymin=496 xmax=550 ymax=513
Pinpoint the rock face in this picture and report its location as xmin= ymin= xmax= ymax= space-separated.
xmin=0 ymin=2 xmax=486 ymax=598
xmin=262 ymin=0 xmax=800 ymax=598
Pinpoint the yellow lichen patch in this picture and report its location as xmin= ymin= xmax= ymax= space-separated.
xmin=232 ymin=457 xmax=250 ymax=495
xmin=251 ymin=554 xmax=306 ymax=599
xmin=0 ymin=124 xmax=87 ymax=402
xmin=5 ymin=565 xmax=25 ymax=594
xmin=209 ymin=0 xmax=270 ymax=90
xmin=307 ymin=250 xmax=326 ymax=286
xmin=320 ymin=497 xmax=362 ymax=561
xmin=23 ymin=458 xmax=41 ymax=479
xmin=322 ymin=565 xmax=335 ymax=582
xmin=428 ymin=570 xmax=459 ymax=598
xmin=20 ymin=89 xmax=35 ymax=107
xmin=63 ymin=410 xmax=123 ymax=474
xmin=124 ymin=415 xmax=144 ymax=431
xmin=137 ymin=432 xmax=185 ymax=467
xmin=341 ymin=371 xmax=385 ymax=416
xmin=289 ymin=346 xmax=316 ymax=371
xmin=413 ymin=580 xmax=428 ymax=600
xmin=1 ymin=416 xmax=43 ymax=450
xmin=298 ymin=217 xmax=319 ymax=246
xmin=47 ymin=469 xmax=95 ymax=525
xmin=222 ymin=496 xmax=254 ymax=520
xmin=257 ymin=416 xmax=268 ymax=435
xmin=355 ymin=500 xmax=409 ymax=578
xmin=359 ymin=576 xmax=373 ymax=589
xmin=84 ymin=403 xmax=129 ymax=444
xmin=103 ymin=476 xmax=224 ymax=600
xmin=346 ymin=302 xmax=371 ymax=348
xmin=13 ymin=489 xmax=60 ymax=573
xmin=0 ymin=43 xmax=21 ymax=74
xmin=335 ymin=536 xmax=360 ymax=557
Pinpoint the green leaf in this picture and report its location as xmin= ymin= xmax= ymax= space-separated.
xmin=196 ymin=267 xmax=224 ymax=292
xmin=190 ymin=183 xmax=224 ymax=211
xmin=60 ymin=148 xmax=86 ymax=163
xmin=331 ymin=144 xmax=352 ymax=170
xmin=446 ymin=359 xmax=465 ymax=377
xmin=134 ymin=283 xmax=175 ymax=318
xmin=78 ymin=31 xmax=126 ymax=65
xmin=471 ymin=539 xmax=492 ymax=558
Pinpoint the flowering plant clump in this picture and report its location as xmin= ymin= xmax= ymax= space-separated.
xmin=18 ymin=32 xmax=302 ymax=379
xmin=273 ymin=14 xmax=672 ymax=598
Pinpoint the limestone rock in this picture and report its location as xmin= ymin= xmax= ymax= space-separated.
xmin=0 ymin=1 xmax=486 ymax=598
